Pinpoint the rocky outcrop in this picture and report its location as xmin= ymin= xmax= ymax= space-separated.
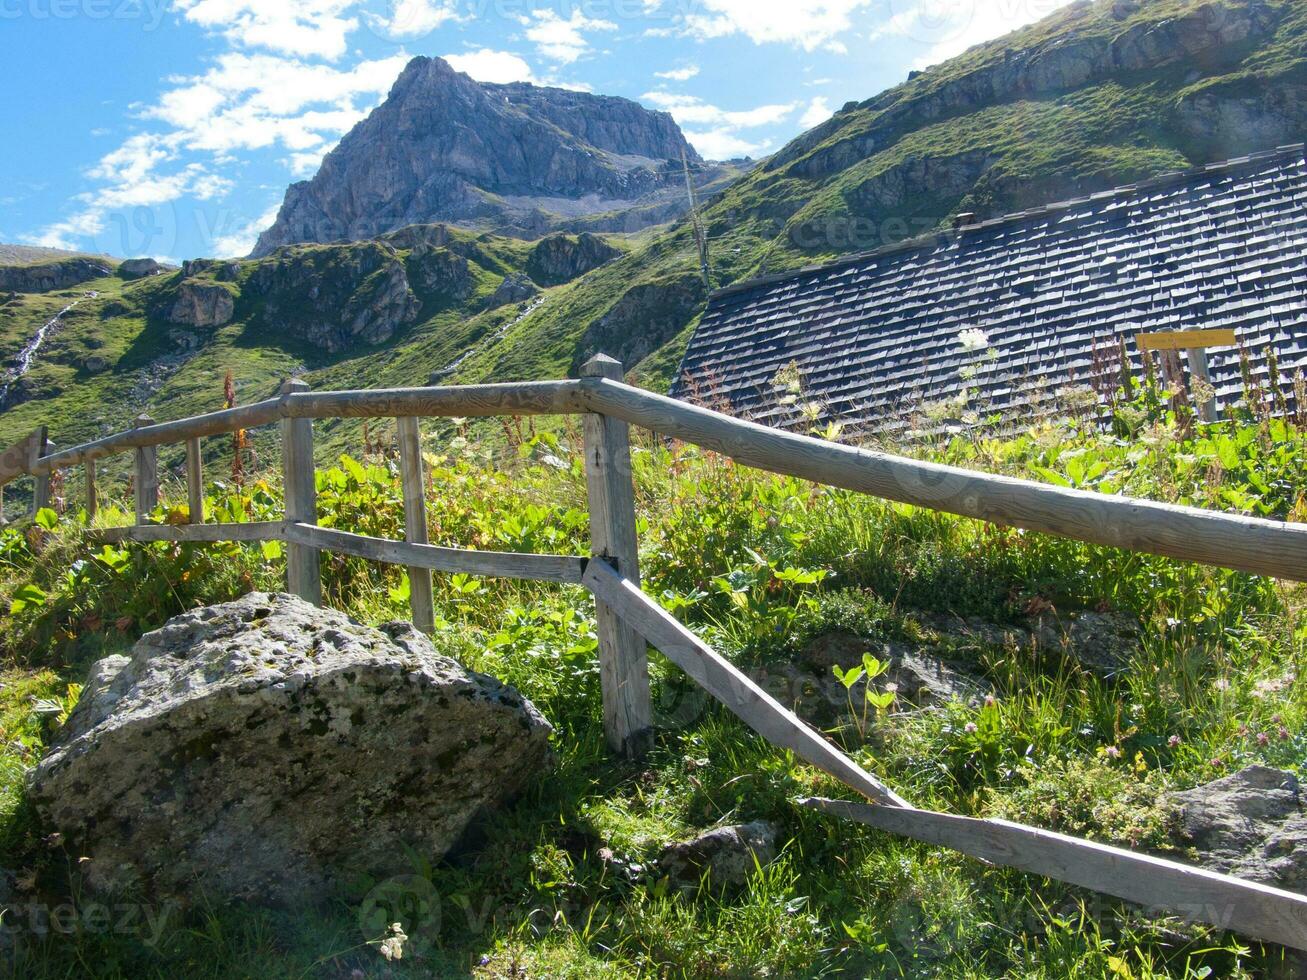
xmin=166 ymin=280 xmax=235 ymax=328
xmin=0 ymin=258 xmax=113 ymax=294
xmin=751 ymin=635 xmax=990 ymax=728
xmin=1170 ymin=767 xmax=1307 ymax=891
xmin=923 ymin=609 xmax=1141 ymax=675
xmin=657 ymin=822 xmax=778 ymax=892
xmin=28 ymin=593 xmax=553 ymax=905
xmin=574 ymin=273 xmax=706 ymax=373
xmin=253 ymin=57 xmax=715 ymax=256
xmin=118 ymin=258 xmax=164 ymax=280
xmin=484 ymin=273 xmax=540 ymax=310
xmin=247 ymin=242 xmax=420 ymax=353
xmin=786 ymin=0 xmax=1283 ymax=183
xmin=405 ymin=245 xmax=475 ymax=300
xmin=526 ymin=233 xmax=622 ymax=287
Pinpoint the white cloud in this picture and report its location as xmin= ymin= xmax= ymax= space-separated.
xmin=641 ymin=91 xmax=798 ymax=161
xmin=444 ymin=48 xmax=539 ymax=84
xmin=520 ymin=8 xmax=618 ymax=64
xmin=655 ymin=65 xmax=700 ymax=81
xmin=640 ymin=91 xmax=797 ymax=129
xmin=210 ymin=203 xmax=284 ymax=258
xmin=872 ymin=0 xmax=1077 ymax=69
xmin=651 ymin=0 xmax=875 ymax=51
xmin=174 ymin=0 xmax=360 ymax=61
xmin=682 ymin=129 xmax=767 ymax=160
xmin=32 ymin=49 xmax=409 ymax=253
xmin=366 ymin=0 xmax=460 ymax=39
xmin=800 ymin=97 xmax=832 ymax=128
xmin=143 ymin=52 xmax=410 ymax=157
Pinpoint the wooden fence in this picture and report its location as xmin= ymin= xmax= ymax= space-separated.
xmin=3 ymin=353 xmax=1307 ymax=951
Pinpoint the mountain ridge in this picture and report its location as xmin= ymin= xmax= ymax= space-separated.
xmin=252 ymin=56 xmax=734 ymax=257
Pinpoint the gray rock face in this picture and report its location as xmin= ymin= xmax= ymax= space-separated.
xmin=0 ymin=258 xmax=113 ymax=294
xmin=778 ymin=0 xmax=1286 ymax=183
xmin=166 ymin=280 xmax=235 ymax=328
xmin=1170 ymin=767 xmax=1307 ymax=891
xmin=246 ymin=242 xmax=420 ymax=353
xmin=252 ymin=57 xmax=717 ymax=256
xmin=484 ymin=273 xmax=540 ymax=310
xmin=29 ymin=593 xmax=553 ymax=905
xmin=118 ymin=258 xmax=163 ymax=280
xmin=405 ymin=245 xmax=475 ymax=300
xmin=751 ymin=635 xmax=989 ymax=728
xmin=526 ymin=233 xmax=622 ymax=287
xmin=658 ymin=822 xmax=778 ymax=892
xmin=574 ymin=273 xmax=706 ymax=373
xmin=923 ymin=609 xmax=1140 ymax=675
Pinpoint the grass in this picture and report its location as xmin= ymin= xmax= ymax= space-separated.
xmin=0 ymin=384 xmax=1302 ymax=977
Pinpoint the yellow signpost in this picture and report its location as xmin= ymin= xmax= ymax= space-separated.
xmin=1135 ymin=329 xmax=1237 ymax=422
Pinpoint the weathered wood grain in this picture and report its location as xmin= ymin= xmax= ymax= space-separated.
xmin=1136 ymin=329 xmax=1236 ymax=351
xmin=280 ymin=381 xmax=321 ymax=605
xmin=94 ymin=522 xmax=283 ymax=544
xmin=30 ymin=428 xmax=50 ymax=515
xmin=804 ymin=797 xmax=1307 ymax=953
xmin=132 ymin=417 xmax=157 ymax=527
xmin=583 ymin=559 xmax=911 ymax=807
xmin=185 ymin=437 xmax=204 ymax=524
xmin=0 ymin=430 xmax=40 ymax=487
xmin=283 ymin=382 xmax=586 ymax=420
xmin=397 ymin=417 xmax=436 ymax=634
xmin=35 ymin=400 xmax=283 ymax=474
xmin=582 ymin=356 xmax=654 ymax=758
xmin=580 ymin=379 xmax=1307 ymax=582
xmin=85 ymin=459 xmax=97 ymax=521
xmin=283 ymin=522 xmax=587 ymax=583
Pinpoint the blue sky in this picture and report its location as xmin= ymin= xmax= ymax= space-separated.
xmin=0 ymin=0 xmax=1072 ymax=262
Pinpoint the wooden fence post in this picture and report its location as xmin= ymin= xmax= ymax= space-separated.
xmin=85 ymin=459 xmax=97 ymax=521
xmin=132 ymin=416 xmax=157 ymax=526
xmin=30 ymin=427 xmax=50 ymax=516
xmin=185 ymin=437 xmax=205 ymax=524
xmin=397 ymin=417 xmax=436 ymax=634
xmin=581 ymin=354 xmax=653 ymax=758
xmin=280 ymin=380 xmax=321 ymax=605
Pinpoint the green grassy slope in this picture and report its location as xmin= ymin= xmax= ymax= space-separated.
xmin=1 ymin=0 xmax=1304 ymax=454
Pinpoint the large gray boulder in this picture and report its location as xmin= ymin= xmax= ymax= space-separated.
xmin=1170 ymin=766 xmax=1307 ymax=891
xmin=29 ymin=593 xmax=553 ymax=905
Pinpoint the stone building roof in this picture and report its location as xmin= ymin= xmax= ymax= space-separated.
xmin=675 ymin=147 xmax=1307 ymax=426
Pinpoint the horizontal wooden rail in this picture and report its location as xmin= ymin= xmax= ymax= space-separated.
xmin=87 ymin=520 xmax=588 ymax=584
xmin=284 ymin=523 xmax=587 ymax=584
xmin=94 ymin=522 xmax=284 ymax=545
xmin=584 ymin=559 xmax=909 ymax=807
xmin=23 ymin=381 xmax=587 ymax=478
xmin=283 ymin=381 xmax=586 ymax=420
xmin=34 ymin=400 xmax=283 ymax=475
xmin=579 ymin=378 xmax=1307 ymax=583
xmin=805 ymin=797 xmax=1307 ymax=953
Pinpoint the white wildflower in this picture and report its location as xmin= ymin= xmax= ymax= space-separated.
xmin=958 ymin=327 xmax=989 ymax=352
xmin=379 ymin=922 xmax=407 ymax=962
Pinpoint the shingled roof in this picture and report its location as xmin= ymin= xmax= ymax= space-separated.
xmin=674 ymin=147 xmax=1307 ymax=427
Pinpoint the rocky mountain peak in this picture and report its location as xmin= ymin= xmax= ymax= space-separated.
xmin=252 ymin=56 xmax=720 ymax=257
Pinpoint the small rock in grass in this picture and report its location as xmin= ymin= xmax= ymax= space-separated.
xmin=657 ymin=821 xmax=778 ymax=892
